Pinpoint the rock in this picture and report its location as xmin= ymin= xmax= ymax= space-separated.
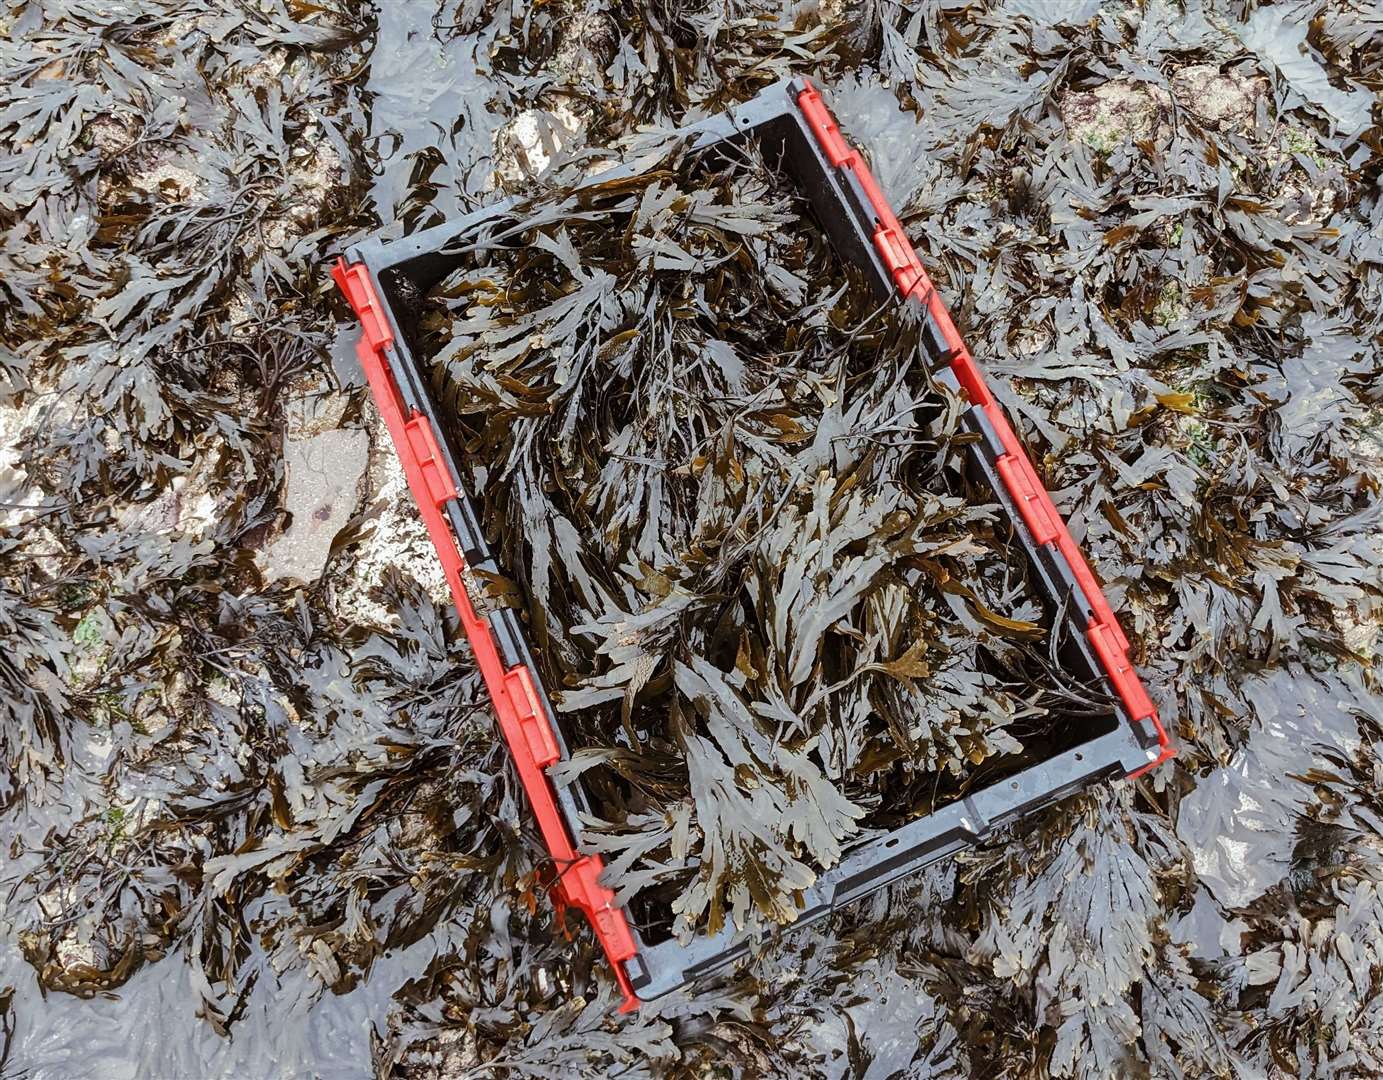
xmin=1335 ymin=604 xmax=1380 ymax=662
xmin=554 ymin=4 xmax=616 ymax=84
xmin=492 ymin=102 xmax=587 ymax=187
xmin=69 ymin=606 xmax=116 ymax=688
xmin=117 ymin=469 xmax=222 ymax=539
xmin=331 ymin=412 xmax=451 ymax=627
xmin=0 ymin=399 xmax=44 ymax=530
xmin=129 ymin=154 xmax=204 ymax=201
xmin=283 ymin=137 xmax=341 ymax=232
xmin=261 ymin=428 xmax=369 ymax=585
xmin=282 ymin=374 xmax=352 ymax=439
xmin=1351 ymin=407 xmax=1383 ymax=480
xmin=84 ymin=113 xmax=138 ymax=158
xmin=1060 ymin=80 xmax=1171 ymax=151
xmin=1255 ymin=119 xmax=1345 ymax=226
xmin=1170 ymin=64 xmax=1262 ymax=129
xmin=1335 ymin=408 xmax=1383 ymax=661
xmin=1004 ymin=0 xmax=1100 ymax=26
xmin=1274 ymin=173 xmax=1340 ymax=226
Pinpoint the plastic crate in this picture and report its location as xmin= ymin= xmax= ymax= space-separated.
xmin=332 ymin=76 xmax=1174 ymax=1012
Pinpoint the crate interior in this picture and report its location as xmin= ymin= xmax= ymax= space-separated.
xmin=379 ymin=129 xmax=1121 ymax=947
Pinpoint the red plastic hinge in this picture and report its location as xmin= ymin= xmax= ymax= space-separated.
xmin=332 ymin=259 xmax=394 ymax=353
xmin=504 ymin=665 xmax=561 ymax=768
xmin=552 ymin=852 xmax=639 ymax=1011
xmin=1088 ymin=621 xmax=1157 ymax=722
xmin=403 ymin=415 xmax=458 ymax=506
xmin=872 ymin=225 xmax=926 ymax=295
xmin=562 ymin=857 xmax=638 ymax=960
xmin=1054 ymin=532 xmax=1130 ymax=653
xmin=994 ymin=453 xmax=1059 ymax=545
xmin=796 ymin=82 xmax=851 ymax=166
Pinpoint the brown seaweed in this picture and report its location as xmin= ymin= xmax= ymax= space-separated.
xmin=0 ymin=0 xmax=1380 ymax=1076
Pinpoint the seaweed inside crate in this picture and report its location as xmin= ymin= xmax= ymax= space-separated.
xmin=413 ymin=141 xmax=1093 ymax=942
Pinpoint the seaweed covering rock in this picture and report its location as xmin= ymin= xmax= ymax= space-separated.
xmin=0 ymin=0 xmax=1381 ymax=1076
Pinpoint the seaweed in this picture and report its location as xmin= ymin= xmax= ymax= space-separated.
xmin=0 ymin=0 xmax=1381 ymax=1076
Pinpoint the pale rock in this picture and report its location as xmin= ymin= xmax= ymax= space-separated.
xmin=261 ymin=428 xmax=370 ymax=584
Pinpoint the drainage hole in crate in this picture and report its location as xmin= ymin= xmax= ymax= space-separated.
xmin=1075 ymin=753 xmax=1083 ymax=761
xmin=885 ymin=837 xmax=899 ymax=848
